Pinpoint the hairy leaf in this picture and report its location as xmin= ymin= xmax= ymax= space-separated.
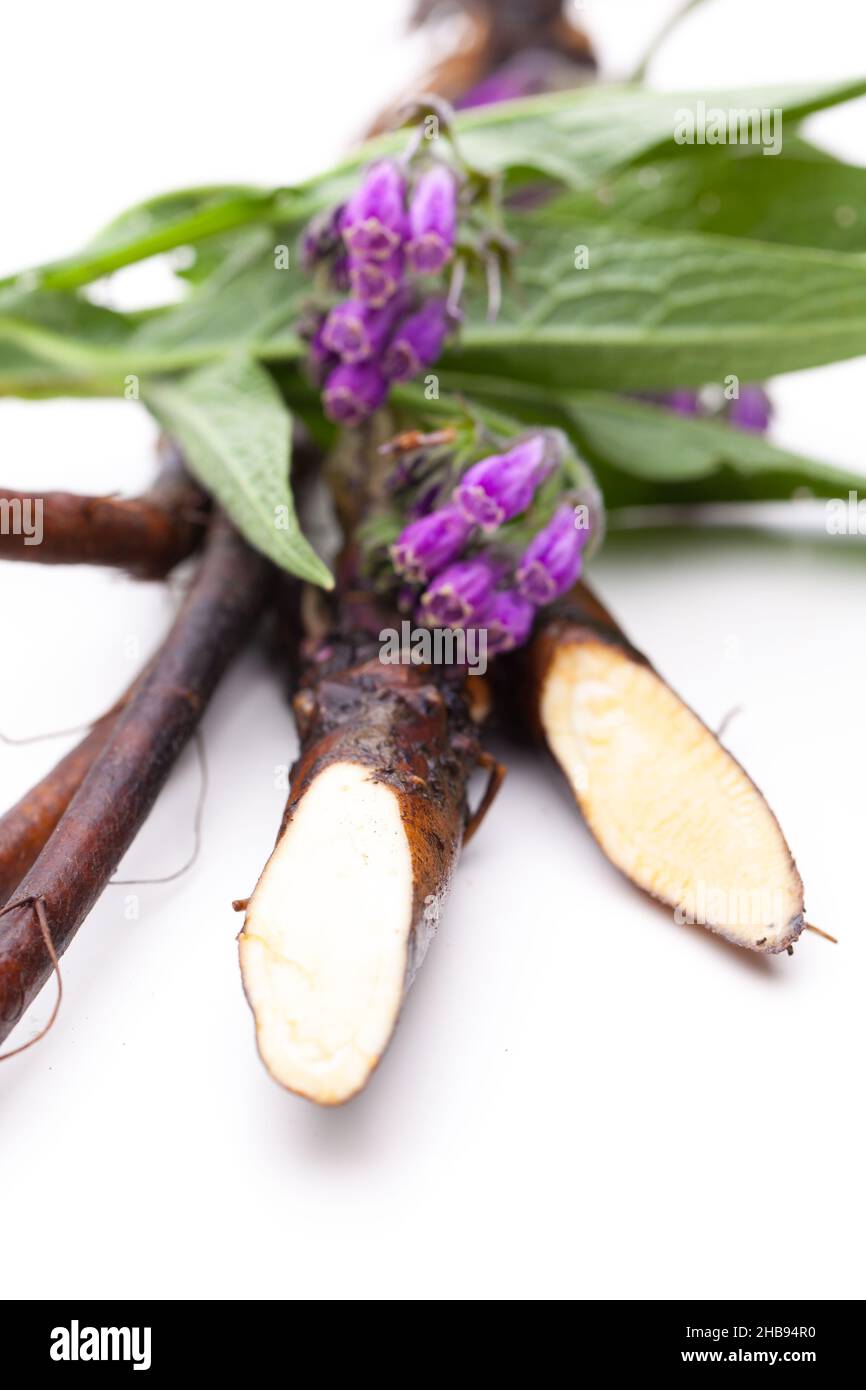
xmin=428 ymin=378 xmax=866 ymax=509
xmin=145 ymin=355 xmax=331 ymax=585
xmin=552 ymin=140 xmax=866 ymax=252
xmin=0 ymin=238 xmax=307 ymax=393
xmin=130 ymin=229 xmax=305 ymax=360
xmin=448 ymin=220 xmax=866 ymax=390
xmin=3 ymin=78 xmax=864 ymax=298
xmin=329 ymin=77 xmax=866 ymax=190
xmin=565 ymin=391 xmax=866 ymax=505
xmin=0 ymin=188 xmax=283 ymax=302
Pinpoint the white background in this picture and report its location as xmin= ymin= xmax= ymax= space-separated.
xmin=1 ymin=0 xmax=865 ymax=1300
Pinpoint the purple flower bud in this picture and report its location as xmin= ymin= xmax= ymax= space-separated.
xmin=634 ymin=390 xmax=702 ymax=415
xmin=299 ymin=205 xmax=345 ymax=270
xmin=457 ymin=70 xmax=538 ymax=110
xmin=390 ymin=504 xmax=472 ymax=584
xmin=406 ymin=166 xmax=457 ymax=274
xmin=341 ymin=161 xmax=408 ymax=261
xmin=307 ymin=321 xmax=339 ymax=385
xmin=407 ymin=480 xmax=445 ymax=521
xmin=321 ymin=298 xmax=398 ymax=365
xmin=330 ymin=254 xmax=351 ymax=293
xmin=728 ymin=385 xmax=771 ymax=433
xmin=457 ymin=50 xmax=577 ymax=110
xmin=323 ymin=362 xmax=388 ymax=426
xmin=420 ymin=556 xmax=500 ymax=628
xmin=516 ymin=504 xmax=587 ymax=605
xmin=349 ymin=249 xmax=404 ymax=307
xmin=665 ymin=389 xmax=702 ymax=417
xmin=454 ymin=434 xmax=549 ymax=532
xmin=478 ymin=590 xmax=536 ymax=654
xmin=382 ymin=298 xmax=449 ymax=381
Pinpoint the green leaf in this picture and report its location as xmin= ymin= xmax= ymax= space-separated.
xmin=0 ymin=187 xmax=283 ymax=302
xmin=321 ymin=77 xmax=866 ymax=192
xmin=564 ymin=391 xmax=866 ymax=506
xmin=0 ymin=336 xmax=119 ymax=397
xmin=553 ymin=139 xmax=866 ymax=252
xmin=86 ymin=185 xmax=270 ymax=251
xmin=4 ymin=78 xmax=865 ymax=298
xmin=0 ymin=293 xmax=140 ymax=394
xmin=0 ymin=292 xmax=136 ymax=357
xmin=9 ymin=210 xmax=866 ymax=409
xmin=0 ymin=236 xmax=307 ymax=395
xmin=129 ymin=230 xmax=306 ymax=362
xmin=144 ymin=355 xmax=332 ymax=586
xmin=447 ymin=220 xmax=866 ymax=390
xmin=3 ymin=78 xmax=865 ymax=401
xmin=172 ymin=226 xmax=270 ymax=286
xmin=0 ymin=291 xmax=203 ymax=393
xmin=428 ymin=378 xmax=866 ymax=509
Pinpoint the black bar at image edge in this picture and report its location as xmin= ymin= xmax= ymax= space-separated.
xmin=0 ymin=1300 xmax=861 ymax=1371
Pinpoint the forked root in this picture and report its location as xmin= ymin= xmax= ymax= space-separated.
xmin=523 ymin=584 xmax=805 ymax=954
xmin=0 ymin=516 xmax=272 ymax=1049
xmin=0 ymin=677 xmax=143 ymax=906
xmin=239 ymin=632 xmax=502 ymax=1105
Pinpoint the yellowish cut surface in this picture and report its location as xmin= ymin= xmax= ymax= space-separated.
xmin=240 ymin=761 xmax=414 ymax=1103
xmin=540 ymin=639 xmax=803 ymax=951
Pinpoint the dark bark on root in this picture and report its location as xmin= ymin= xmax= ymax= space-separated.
xmin=0 ymin=456 xmax=208 ymax=578
xmin=238 ymin=605 xmax=504 ymax=1100
xmin=0 ymin=516 xmax=273 ymax=1046
xmin=287 ymin=620 xmax=502 ymax=985
xmin=0 ymin=687 xmax=135 ymax=908
xmin=369 ymin=1 xmax=596 ymax=134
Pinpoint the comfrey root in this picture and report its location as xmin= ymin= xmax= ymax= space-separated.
xmin=238 ymin=623 xmax=502 ymax=1105
xmin=0 ymin=683 xmax=138 ymax=906
xmin=523 ymin=583 xmax=804 ymax=954
xmin=0 ymin=517 xmax=271 ymax=1049
xmin=0 ymin=454 xmax=207 ymax=578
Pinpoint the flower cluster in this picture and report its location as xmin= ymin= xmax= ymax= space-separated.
xmin=390 ymin=432 xmax=591 ymax=655
xmin=300 ymin=158 xmax=460 ymax=427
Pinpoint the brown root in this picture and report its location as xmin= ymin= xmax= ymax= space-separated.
xmin=521 ymin=582 xmax=806 ymax=955
xmin=805 ymin=923 xmax=838 ymax=944
xmin=238 ymin=619 xmax=501 ymax=1105
xmin=0 ymin=515 xmax=272 ymax=1051
xmin=0 ymin=898 xmax=62 ymax=1062
xmin=0 ymin=453 xmax=208 ymax=578
xmin=0 ymin=677 xmax=145 ymax=907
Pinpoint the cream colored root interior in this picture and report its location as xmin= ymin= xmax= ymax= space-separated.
xmin=540 ymin=640 xmax=803 ymax=951
xmin=240 ymin=760 xmax=414 ymax=1103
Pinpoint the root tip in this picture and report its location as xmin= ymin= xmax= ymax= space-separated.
xmin=805 ymin=922 xmax=838 ymax=944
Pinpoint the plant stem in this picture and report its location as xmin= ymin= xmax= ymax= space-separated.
xmin=630 ymin=0 xmax=711 ymax=84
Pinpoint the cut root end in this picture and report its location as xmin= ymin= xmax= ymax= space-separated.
xmin=239 ymin=762 xmax=415 ymax=1105
xmin=540 ymin=637 xmax=805 ymax=954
